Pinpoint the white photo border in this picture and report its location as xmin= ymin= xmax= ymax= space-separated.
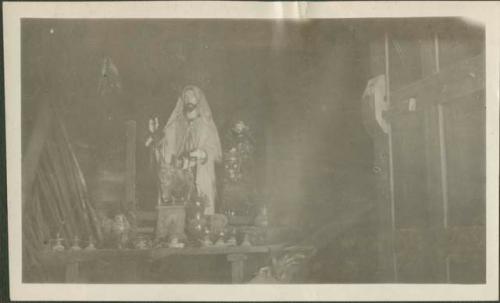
xmin=4 ymin=1 xmax=499 ymax=301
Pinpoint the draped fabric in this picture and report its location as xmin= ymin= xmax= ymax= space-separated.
xmin=163 ymin=85 xmax=222 ymax=160
xmin=23 ymin=107 xmax=102 ymax=280
xmin=161 ymin=86 xmax=222 ymax=214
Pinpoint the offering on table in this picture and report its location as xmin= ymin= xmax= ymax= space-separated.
xmin=214 ymin=231 xmax=226 ymax=247
xmin=201 ymin=228 xmax=212 ymax=247
xmin=241 ymin=233 xmax=252 ymax=247
xmin=112 ymin=214 xmax=131 ymax=249
xmin=133 ymin=236 xmax=150 ymax=250
xmin=210 ymin=214 xmax=228 ymax=236
xmin=52 ymin=233 xmax=65 ymax=251
xmin=169 ymin=235 xmax=184 ymax=248
xmin=227 ymin=229 xmax=237 ymax=246
xmin=70 ymin=236 xmax=82 ymax=251
xmin=85 ymin=237 xmax=96 ymax=250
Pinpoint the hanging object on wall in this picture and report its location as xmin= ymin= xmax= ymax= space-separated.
xmin=362 ymin=74 xmax=390 ymax=135
xmin=98 ymin=57 xmax=122 ymax=96
xmin=94 ymin=57 xmax=126 ymax=156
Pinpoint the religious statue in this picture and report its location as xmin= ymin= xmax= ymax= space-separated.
xmin=157 ymin=85 xmax=222 ymax=215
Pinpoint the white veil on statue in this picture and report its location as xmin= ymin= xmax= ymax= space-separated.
xmin=164 ymin=85 xmax=221 ymax=159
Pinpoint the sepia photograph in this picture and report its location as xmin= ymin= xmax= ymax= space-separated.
xmin=4 ymin=1 xmax=499 ymax=301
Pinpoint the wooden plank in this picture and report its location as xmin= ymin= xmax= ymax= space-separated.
xmin=385 ymin=32 xmax=485 ymax=283
xmin=385 ymin=31 xmax=399 ymax=282
xmin=385 ymin=32 xmax=396 ymax=234
xmin=422 ymin=34 xmax=448 ymax=282
xmin=442 ymin=93 xmax=486 ymax=227
xmin=151 ymin=245 xmax=283 ymax=259
xmin=390 ymin=53 xmax=484 ymax=106
xmin=366 ymin=33 xmax=397 ymax=282
xmin=64 ymin=261 xmax=80 ymax=283
xmin=40 ymin=249 xmax=151 ymax=264
xmin=39 ymin=245 xmax=286 ymax=264
xmin=423 ymin=100 xmax=448 ymax=282
xmin=437 ymin=103 xmax=449 ymax=228
xmin=227 ymin=253 xmax=248 ymax=283
xmin=391 ymin=112 xmax=429 ymax=229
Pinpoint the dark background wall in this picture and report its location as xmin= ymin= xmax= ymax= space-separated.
xmin=22 ymin=20 xmax=374 ymax=234
xmin=21 ymin=18 xmax=486 ymax=284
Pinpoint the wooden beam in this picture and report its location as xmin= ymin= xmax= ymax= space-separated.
xmin=365 ymin=32 xmax=397 ymax=282
xmin=390 ymin=53 xmax=484 ymax=107
xmin=384 ymin=32 xmax=399 ymax=282
xmin=227 ymin=254 xmax=247 ymax=283
xmin=421 ymin=33 xmax=448 ymax=282
xmin=385 ymin=32 xmax=396 ymax=235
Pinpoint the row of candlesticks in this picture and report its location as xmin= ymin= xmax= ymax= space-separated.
xmin=132 ymin=230 xmax=251 ymax=250
xmin=185 ymin=213 xmax=252 ymax=248
xmin=48 ymin=231 xmax=253 ymax=251
xmin=49 ymin=234 xmax=96 ymax=252
xmin=198 ymin=229 xmax=252 ymax=248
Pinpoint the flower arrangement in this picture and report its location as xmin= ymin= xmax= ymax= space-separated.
xmin=223 ymin=120 xmax=255 ymax=184
xmin=222 ymin=120 xmax=259 ymax=216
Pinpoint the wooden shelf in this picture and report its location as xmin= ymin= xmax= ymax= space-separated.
xmin=40 ymin=244 xmax=284 ymax=263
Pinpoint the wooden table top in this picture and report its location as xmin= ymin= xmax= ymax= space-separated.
xmin=39 ymin=244 xmax=285 ymax=264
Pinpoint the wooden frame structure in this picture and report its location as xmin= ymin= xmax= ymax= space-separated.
xmin=367 ymin=22 xmax=485 ymax=283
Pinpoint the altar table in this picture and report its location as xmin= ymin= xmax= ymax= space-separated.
xmin=39 ymin=245 xmax=284 ymax=283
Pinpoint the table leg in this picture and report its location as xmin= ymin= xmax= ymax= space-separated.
xmin=227 ymin=254 xmax=247 ymax=283
xmin=65 ymin=261 xmax=80 ymax=283
xmin=127 ymin=259 xmax=140 ymax=282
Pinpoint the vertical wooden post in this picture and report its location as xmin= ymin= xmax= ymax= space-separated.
xmin=125 ymin=120 xmax=137 ymax=213
xmin=65 ymin=261 xmax=80 ymax=283
xmin=384 ymin=32 xmax=396 ymax=234
xmin=384 ymin=31 xmax=399 ymax=282
xmin=367 ymin=32 xmax=397 ymax=282
xmin=227 ymin=254 xmax=247 ymax=283
xmin=433 ymin=35 xmax=450 ymax=230
xmin=433 ymin=32 xmax=451 ymax=282
xmin=419 ymin=32 xmax=448 ymax=282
